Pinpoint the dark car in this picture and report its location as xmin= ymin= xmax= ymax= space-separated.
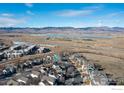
xmin=43 ymin=48 xmax=51 ymax=53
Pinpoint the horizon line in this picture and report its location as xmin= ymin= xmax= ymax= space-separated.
xmin=0 ymin=26 xmax=124 ymax=28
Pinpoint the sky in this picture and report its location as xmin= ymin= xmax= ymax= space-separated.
xmin=0 ymin=3 xmax=124 ymax=27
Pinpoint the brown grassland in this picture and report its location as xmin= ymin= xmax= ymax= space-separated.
xmin=0 ymin=33 xmax=124 ymax=82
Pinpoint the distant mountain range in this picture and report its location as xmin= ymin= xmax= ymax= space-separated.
xmin=0 ymin=26 xmax=124 ymax=34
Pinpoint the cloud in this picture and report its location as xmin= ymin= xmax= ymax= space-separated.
xmin=55 ymin=5 xmax=102 ymax=17
xmin=0 ymin=17 xmax=25 ymax=27
xmin=25 ymin=3 xmax=33 ymax=8
xmin=56 ymin=9 xmax=94 ymax=17
xmin=1 ymin=13 xmax=14 ymax=17
xmin=84 ymin=4 xmax=104 ymax=10
xmin=97 ymin=11 xmax=124 ymax=27
xmin=107 ymin=11 xmax=124 ymax=17
xmin=26 ymin=10 xmax=34 ymax=15
xmin=99 ymin=11 xmax=124 ymax=20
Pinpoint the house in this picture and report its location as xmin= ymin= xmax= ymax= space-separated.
xmin=22 ymin=61 xmax=33 ymax=70
xmin=46 ymin=56 xmax=52 ymax=63
xmin=7 ymin=79 xmax=19 ymax=85
xmin=16 ymin=76 xmax=29 ymax=85
xmin=55 ymin=66 xmax=62 ymax=74
xmin=10 ymin=45 xmax=22 ymax=51
xmin=54 ymin=74 xmax=65 ymax=85
xmin=72 ymin=76 xmax=83 ymax=85
xmin=40 ymin=67 xmax=47 ymax=75
xmin=2 ymin=66 xmax=16 ymax=77
xmin=39 ymin=81 xmax=45 ymax=86
xmin=52 ymin=65 xmax=62 ymax=74
xmin=24 ymin=45 xmax=39 ymax=55
xmin=41 ymin=80 xmax=51 ymax=85
xmin=66 ymin=66 xmax=75 ymax=78
xmin=31 ymin=59 xmax=43 ymax=66
xmin=0 ymin=52 xmax=4 ymax=61
xmin=29 ymin=71 xmax=41 ymax=85
xmin=30 ymin=71 xmax=41 ymax=78
xmin=64 ymin=78 xmax=74 ymax=85
xmin=41 ymin=75 xmax=56 ymax=85
xmin=48 ymin=74 xmax=56 ymax=79
xmin=37 ymin=47 xmax=44 ymax=53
